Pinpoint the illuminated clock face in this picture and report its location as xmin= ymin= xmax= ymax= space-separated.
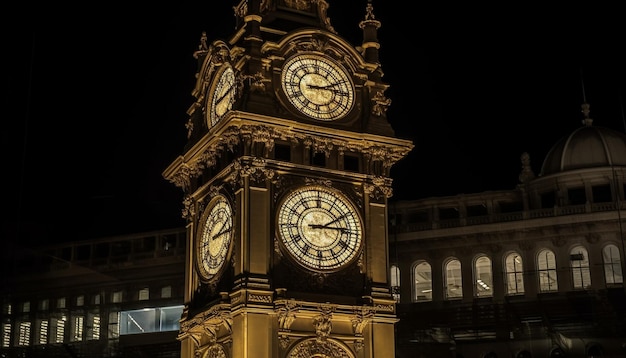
xmin=281 ymin=53 xmax=355 ymax=121
xmin=209 ymin=65 xmax=236 ymax=127
xmin=276 ymin=186 xmax=363 ymax=271
xmin=197 ymin=195 xmax=233 ymax=281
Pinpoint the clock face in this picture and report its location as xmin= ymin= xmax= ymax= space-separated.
xmin=197 ymin=195 xmax=234 ymax=281
xmin=209 ymin=65 xmax=236 ymax=127
xmin=281 ymin=53 xmax=355 ymax=121
xmin=276 ymin=186 xmax=363 ymax=271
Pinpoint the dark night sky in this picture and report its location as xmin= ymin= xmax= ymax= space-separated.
xmin=4 ymin=1 xmax=625 ymax=244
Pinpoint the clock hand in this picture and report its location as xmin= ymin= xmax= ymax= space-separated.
xmin=322 ymin=214 xmax=347 ymax=228
xmin=212 ymin=224 xmax=232 ymax=240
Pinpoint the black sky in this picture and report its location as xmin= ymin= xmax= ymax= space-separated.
xmin=5 ymin=2 xmax=625 ymax=244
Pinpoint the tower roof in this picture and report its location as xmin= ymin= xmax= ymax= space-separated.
xmin=539 ymin=110 xmax=626 ymax=176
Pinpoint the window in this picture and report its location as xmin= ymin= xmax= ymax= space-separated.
xmin=538 ymin=249 xmax=558 ymax=292
xmin=570 ymin=245 xmax=591 ymax=289
xmin=51 ymin=316 xmax=66 ymax=343
xmin=311 ymin=151 xmax=326 ymax=167
xmin=22 ymin=302 xmax=30 ymax=313
xmin=37 ymin=319 xmax=48 ymax=345
xmin=592 ymin=184 xmax=612 ymax=203
xmin=603 ymin=244 xmax=623 ymax=285
xmin=111 ymin=291 xmax=123 ymax=303
xmin=567 ymin=187 xmax=586 ymax=205
xmin=18 ymin=321 xmax=31 ymax=346
xmin=71 ymin=316 xmax=84 ymax=342
xmin=390 ymin=265 xmax=400 ymax=302
xmin=93 ymin=294 xmax=101 ymax=305
xmin=161 ymin=286 xmax=172 ymax=299
xmin=76 ymin=295 xmax=84 ymax=306
xmin=57 ymin=298 xmax=66 ymax=309
xmin=504 ymin=252 xmax=525 ymax=295
xmin=109 ymin=311 xmax=120 ymax=339
xmin=119 ymin=305 xmax=183 ymax=335
xmin=2 ymin=323 xmax=11 ymax=348
xmin=445 ymin=258 xmax=463 ymax=299
xmin=413 ymin=261 xmax=432 ymax=302
xmin=39 ymin=299 xmax=49 ymax=311
xmin=474 ymin=255 xmax=493 ymax=297
xmin=138 ymin=288 xmax=150 ymax=301
xmin=88 ymin=313 xmax=101 ymax=340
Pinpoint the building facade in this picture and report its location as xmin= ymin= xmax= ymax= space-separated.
xmin=390 ymin=111 xmax=626 ymax=357
xmin=1 ymin=228 xmax=186 ymax=357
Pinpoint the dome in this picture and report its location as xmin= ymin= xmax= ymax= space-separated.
xmin=540 ymin=117 xmax=626 ymax=176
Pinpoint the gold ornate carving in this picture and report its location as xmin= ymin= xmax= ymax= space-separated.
xmin=371 ymin=90 xmax=391 ymax=116
xmin=276 ymin=299 xmax=300 ymax=331
xmin=284 ymin=0 xmax=312 ymax=11
xmin=364 ymin=176 xmax=393 ymax=200
xmin=351 ymin=307 xmax=374 ymax=336
xmin=178 ymin=304 xmax=233 ymax=348
xmin=287 ymin=338 xmax=352 ymax=358
xmin=314 ymin=303 xmax=335 ymax=342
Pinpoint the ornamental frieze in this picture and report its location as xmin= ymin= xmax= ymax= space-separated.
xmin=166 ymin=123 xmax=412 ymax=191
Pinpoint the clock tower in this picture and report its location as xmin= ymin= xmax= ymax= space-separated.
xmin=162 ymin=1 xmax=413 ymax=357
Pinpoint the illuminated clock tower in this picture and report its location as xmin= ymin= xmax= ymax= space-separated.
xmin=162 ymin=1 xmax=413 ymax=357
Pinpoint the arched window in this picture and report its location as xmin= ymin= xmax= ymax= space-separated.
xmin=504 ymin=252 xmax=525 ymax=295
xmin=602 ymin=244 xmax=623 ymax=285
xmin=413 ymin=261 xmax=432 ymax=302
xmin=538 ymin=249 xmax=558 ymax=292
xmin=390 ymin=265 xmax=401 ymax=302
xmin=570 ymin=245 xmax=591 ymax=289
xmin=474 ymin=255 xmax=493 ymax=297
xmin=445 ymin=258 xmax=463 ymax=299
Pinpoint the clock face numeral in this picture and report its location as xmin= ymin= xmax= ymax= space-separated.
xmin=197 ymin=195 xmax=233 ymax=281
xmin=281 ymin=54 xmax=355 ymax=121
xmin=209 ymin=66 xmax=236 ymax=127
xmin=277 ymin=186 xmax=362 ymax=271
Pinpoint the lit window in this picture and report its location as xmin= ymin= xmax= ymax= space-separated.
xmin=538 ymin=249 xmax=558 ymax=292
xmin=3 ymin=303 xmax=11 ymax=315
xmin=39 ymin=299 xmax=49 ymax=311
xmin=57 ymin=298 xmax=66 ymax=309
xmin=161 ymin=286 xmax=172 ymax=299
xmin=138 ymin=288 xmax=150 ymax=301
xmin=109 ymin=311 xmax=120 ymax=339
xmin=603 ymin=244 xmax=623 ymax=285
xmin=111 ymin=291 xmax=123 ymax=303
xmin=445 ymin=258 xmax=463 ymax=299
xmin=76 ymin=296 xmax=84 ymax=307
xmin=119 ymin=306 xmax=183 ymax=335
xmin=505 ymin=252 xmax=525 ymax=295
xmin=89 ymin=314 xmax=101 ymax=340
xmin=51 ymin=316 xmax=66 ymax=343
xmin=22 ymin=302 xmax=30 ymax=313
xmin=18 ymin=321 xmax=31 ymax=346
xmin=93 ymin=294 xmax=101 ymax=305
xmin=2 ymin=323 xmax=12 ymax=347
xmin=390 ymin=265 xmax=400 ymax=302
xmin=570 ymin=245 xmax=591 ymax=289
xmin=37 ymin=320 xmax=48 ymax=345
xmin=474 ymin=255 xmax=493 ymax=297
xmin=413 ymin=261 xmax=432 ymax=302
xmin=71 ymin=316 xmax=84 ymax=342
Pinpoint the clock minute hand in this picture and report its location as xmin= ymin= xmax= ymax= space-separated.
xmin=212 ymin=225 xmax=232 ymax=240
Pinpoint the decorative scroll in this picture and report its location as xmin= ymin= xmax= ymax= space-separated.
xmin=351 ymin=307 xmax=375 ymax=336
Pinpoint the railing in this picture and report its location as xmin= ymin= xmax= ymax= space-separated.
xmin=395 ymin=202 xmax=625 ymax=233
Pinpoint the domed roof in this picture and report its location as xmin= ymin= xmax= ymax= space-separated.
xmin=540 ymin=110 xmax=626 ymax=177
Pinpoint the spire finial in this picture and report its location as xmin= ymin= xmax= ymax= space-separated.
xmin=579 ymin=67 xmax=593 ymax=126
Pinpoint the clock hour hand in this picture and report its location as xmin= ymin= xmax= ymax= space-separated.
xmin=308 ymin=224 xmax=350 ymax=233
xmin=212 ymin=224 xmax=232 ymax=240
